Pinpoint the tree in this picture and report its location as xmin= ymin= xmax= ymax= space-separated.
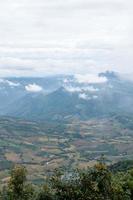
xmin=4 ymin=165 xmax=34 ymax=200
xmin=36 ymin=184 xmax=54 ymax=200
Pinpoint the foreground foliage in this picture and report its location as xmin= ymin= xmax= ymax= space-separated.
xmin=0 ymin=161 xmax=133 ymax=200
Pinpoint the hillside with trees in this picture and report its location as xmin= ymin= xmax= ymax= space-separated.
xmin=0 ymin=161 xmax=133 ymax=200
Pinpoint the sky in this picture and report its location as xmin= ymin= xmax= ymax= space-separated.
xmin=0 ymin=0 xmax=132 ymax=77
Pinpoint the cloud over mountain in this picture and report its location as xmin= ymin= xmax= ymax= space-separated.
xmin=74 ymin=74 xmax=108 ymax=84
xmin=0 ymin=79 xmax=20 ymax=87
xmin=25 ymin=84 xmax=43 ymax=92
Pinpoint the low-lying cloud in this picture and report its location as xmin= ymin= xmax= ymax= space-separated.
xmin=79 ymin=93 xmax=98 ymax=100
xmin=74 ymin=74 xmax=108 ymax=84
xmin=65 ymin=85 xmax=99 ymax=93
xmin=25 ymin=84 xmax=43 ymax=92
xmin=0 ymin=79 xmax=20 ymax=87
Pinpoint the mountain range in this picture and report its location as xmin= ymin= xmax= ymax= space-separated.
xmin=0 ymin=71 xmax=133 ymax=121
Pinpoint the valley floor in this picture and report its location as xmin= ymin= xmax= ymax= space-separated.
xmin=0 ymin=116 xmax=133 ymax=184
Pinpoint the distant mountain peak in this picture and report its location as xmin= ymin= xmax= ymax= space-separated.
xmin=99 ymin=71 xmax=118 ymax=80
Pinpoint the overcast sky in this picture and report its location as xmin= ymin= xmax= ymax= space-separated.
xmin=0 ymin=0 xmax=132 ymax=77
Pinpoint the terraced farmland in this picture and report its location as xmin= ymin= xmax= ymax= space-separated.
xmin=0 ymin=116 xmax=133 ymax=184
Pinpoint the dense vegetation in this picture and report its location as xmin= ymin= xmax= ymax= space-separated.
xmin=0 ymin=161 xmax=133 ymax=200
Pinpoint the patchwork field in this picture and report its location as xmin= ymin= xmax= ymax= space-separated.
xmin=0 ymin=116 xmax=133 ymax=184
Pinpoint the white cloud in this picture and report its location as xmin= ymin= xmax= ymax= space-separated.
xmin=0 ymin=0 xmax=132 ymax=77
xmin=6 ymin=80 xmax=20 ymax=87
xmin=65 ymin=86 xmax=82 ymax=93
xmin=65 ymin=85 xmax=99 ymax=93
xmin=79 ymin=93 xmax=99 ymax=100
xmin=79 ymin=93 xmax=90 ymax=100
xmin=63 ymin=78 xmax=70 ymax=83
xmin=25 ymin=84 xmax=43 ymax=92
xmin=0 ymin=79 xmax=20 ymax=87
xmin=75 ymin=74 xmax=108 ymax=84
